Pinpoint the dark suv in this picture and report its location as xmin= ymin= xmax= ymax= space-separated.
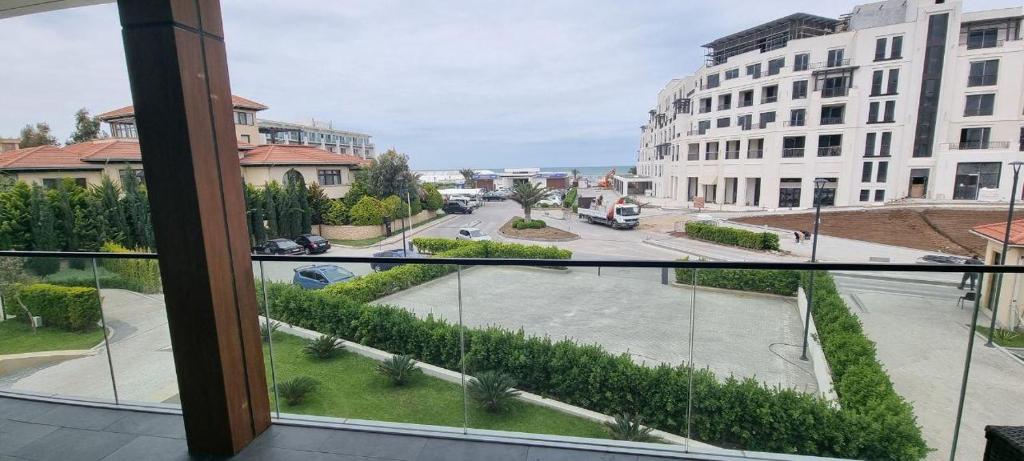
xmin=294 ymin=234 xmax=331 ymax=254
xmin=252 ymin=238 xmax=305 ymax=255
xmin=442 ymin=201 xmax=472 ymax=214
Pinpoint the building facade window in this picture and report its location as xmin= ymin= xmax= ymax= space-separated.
xmin=737 ymin=114 xmax=752 ymax=130
xmin=874 ymin=38 xmax=887 ymax=61
xmin=967 ymin=28 xmax=999 ymax=49
xmin=767 ymin=58 xmax=785 ymax=76
xmin=959 ymin=127 xmax=992 ymax=149
xmin=687 ymin=143 xmax=700 ymax=160
xmin=738 ymin=90 xmax=754 ymax=107
xmin=318 ymin=169 xmax=343 ymax=186
xmin=968 ymin=60 xmax=999 ymax=86
xmin=779 ymin=178 xmax=802 ymax=207
xmin=718 ymin=94 xmax=732 ymax=110
xmin=953 ymin=162 xmax=1001 ymax=199
xmin=789 ymin=109 xmax=806 ymax=127
xmin=820 ymin=105 xmax=844 ymax=125
xmin=871 ymin=70 xmax=884 ymax=96
xmin=794 ymin=53 xmax=810 ymax=71
xmin=725 ymin=140 xmax=740 ymax=159
xmin=761 ymin=85 xmax=778 ymax=103
xmin=883 ymin=101 xmax=896 ymax=122
xmin=874 ymin=190 xmax=886 ymax=202
xmin=964 ymin=94 xmax=995 ymax=116
xmin=826 ymin=48 xmax=845 ymax=67
xmin=759 ymin=111 xmax=776 ymax=128
xmin=705 ymin=142 xmax=719 ymax=160
xmin=862 ymin=162 xmax=873 ymax=182
xmin=747 ymin=138 xmax=764 ymax=159
xmin=782 ymin=136 xmax=805 ymax=158
xmin=877 ymin=161 xmax=889 ymax=182
xmin=890 ymin=36 xmax=903 ymax=59
xmin=697 ymin=120 xmax=711 ymax=134
xmin=860 ymin=189 xmax=871 ymax=201
xmin=706 ymin=73 xmax=720 ymax=89
xmin=111 ymin=122 xmax=137 ymax=139
xmin=913 ymin=13 xmax=950 ymax=158
xmin=717 ymin=117 xmax=731 ymax=128
xmin=869 ymin=102 xmax=880 ymax=122
xmin=817 ymin=134 xmax=843 ymax=156
xmin=725 ymin=68 xmax=739 ymax=80
xmin=792 ymin=80 xmax=808 ymax=99
xmin=699 ymin=97 xmax=712 ymax=113
xmin=234 ymin=111 xmax=254 ymax=125
xmin=865 ymin=132 xmax=877 ymax=156
xmin=746 ymin=63 xmax=762 ymax=78
xmin=887 ymin=69 xmax=899 ymax=95
xmin=43 ymin=177 xmax=87 ymax=189
xmin=879 ymin=132 xmax=892 ymax=156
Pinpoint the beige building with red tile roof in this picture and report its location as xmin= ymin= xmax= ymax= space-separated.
xmin=970 ymin=218 xmax=1024 ymax=330
xmin=0 ymin=96 xmax=370 ymax=198
xmin=0 ymin=138 xmax=19 ymax=153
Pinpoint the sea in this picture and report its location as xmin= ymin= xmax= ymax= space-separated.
xmin=491 ymin=166 xmax=634 ymax=180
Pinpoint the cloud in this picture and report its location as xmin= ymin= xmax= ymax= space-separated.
xmin=1 ymin=0 xmax=1020 ymax=168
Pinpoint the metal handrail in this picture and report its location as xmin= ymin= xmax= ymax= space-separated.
xmin=2 ymin=249 xmax=1022 ymax=273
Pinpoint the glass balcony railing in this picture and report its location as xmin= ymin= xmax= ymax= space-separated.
xmin=2 ymin=249 xmax=1023 ymax=461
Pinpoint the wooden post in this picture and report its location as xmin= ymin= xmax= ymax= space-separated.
xmin=116 ymin=0 xmax=270 ymax=454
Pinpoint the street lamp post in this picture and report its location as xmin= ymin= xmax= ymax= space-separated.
xmin=986 ymin=160 xmax=1023 ymax=346
xmin=801 ymin=178 xmax=827 ymax=361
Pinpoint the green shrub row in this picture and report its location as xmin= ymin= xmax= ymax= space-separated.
xmin=685 ymin=221 xmax=780 ymax=251
xmin=100 ymin=242 xmax=163 ymax=293
xmin=674 ymin=265 xmax=799 ymax=296
xmin=263 ymin=283 xmax=911 ymax=459
xmin=15 ymin=283 xmax=101 ymax=331
xmin=802 ymin=272 xmax=927 ymax=460
xmin=512 ymin=218 xmax=546 ymax=230
xmin=320 ymin=239 xmax=571 ymax=304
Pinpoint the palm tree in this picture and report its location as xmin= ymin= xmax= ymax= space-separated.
xmin=459 ymin=169 xmax=476 ymax=188
xmin=510 ymin=182 xmax=548 ymax=222
xmin=570 ymin=168 xmax=580 ymax=187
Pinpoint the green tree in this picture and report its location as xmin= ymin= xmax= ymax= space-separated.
xmin=121 ymin=170 xmax=154 ymax=248
xmin=49 ymin=179 xmax=84 ymax=251
xmin=307 ymin=183 xmax=330 ymax=225
xmin=321 ymin=200 xmax=348 ymax=225
xmin=0 ymin=181 xmax=32 ymax=250
xmin=67 ymin=108 xmax=103 ymax=144
xmin=91 ymin=176 xmax=128 ymax=245
xmin=264 ymin=182 xmax=282 ymax=238
xmin=509 ymin=182 xmax=549 ymax=222
xmin=342 ymin=177 xmax=370 ymax=209
xmin=348 ymin=196 xmax=386 ymax=226
xmin=459 ymin=169 xmax=476 ymax=188
xmin=244 ymin=184 xmax=267 ymax=245
xmin=422 ymin=184 xmax=443 ymax=211
xmin=27 ymin=184 xmax=58 ymax=251
xmin=363 ymin=150 xmax=418 ymax=199
xmin=18 ymin=122 xmax=58 ymax=148
xmin=75 ymin=194 xmax=109 ymax=251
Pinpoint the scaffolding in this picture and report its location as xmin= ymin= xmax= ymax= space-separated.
xmin=703 ymin=13 xmax=840 ymax=66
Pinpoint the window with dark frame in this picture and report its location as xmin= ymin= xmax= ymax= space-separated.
xmin=817 ymin=134 xmax=842 ymax=156
xmin=860 ymin=189 xmax=871 ymax=201
xmin=874 ymin=190 xmax=885 ymax=202
xmin=739 ymin=90 xmax=754 ymax=107
xmin=959 ymin=127 xmax=991 ymax=149
xmin=717 ymin=117 xmax=730 ymax=128
xmin=871 ymin=70 xmax=884 ymax=96
xmin=317 ymin=169 xmax=343 ymax=186
xmin=718 ymin=93 xmax=732 ymax=110
xmin=862 ymin=162 xmax=873 ymax=182
xmin=968 ymin=60 xmax=999 ymax=86
xmin=794 ymin=53 xmax=809 ymax=71
xmin=883 ymin=101 xmax=895 ymax=122
xmin=967 ymin=28 xmax=999 ymax=49
xmin=820 ymin=105 xmax=844 ymax=125
xmin=887 ymin=69 xmax=899 ymax=95
xmin=725 ymin=68 xmax=739 ymax=79
xmin=964 ymin=94 xmax=995 ymax=116
xmin=874 ymin=38 xmax=887 ymax=61
xmin=792 ymin=80 xmax=808 ymax=99
xmin=767 ymin=57 xmax=785 ymax=76
xmin=746 ymin=63 xmax=762 ymax=78
xmin=789 ymin=109 xmax=806 ymax=127
xmin=706 ymin=73 xmax=720 ymax=89
xmin=880 ymin=132 xmax=892 ymax=156
xmin=761 ymin=85 xmax=778 ymax=103
xmin=865 ymin=132 xmax=877 ymax=156
xmin=891 ymin=36 xmax=903 ymax=59
xmin=877 ymin=161 xmax=889 ymax=182
xmin=688 ymin=143 xmax=700 ymax=160
xmin=705 ymin=141 xmax=719 ymax=160
xmin=747 ymin=138 xmax=764 ymax=159
xmin=782 ymin=136 xmax=805 ymax=158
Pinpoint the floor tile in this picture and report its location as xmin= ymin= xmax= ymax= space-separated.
xmin=415 ymin=438 xmax=527 ymax=461
xmin=250 ymin=425 xmax=336 ymax=451
xmin=102 ymin=412 xmax=186 ymax=439
xmin=12 ymin=427 xmax=134 ymax=461
xmin=527 ymin=446 xmax=639 ymax=461
xmin=26 ymin=405 xmax=126 ymax=431
xmin=0 ymin=420 xmax=59 ymax=455
xmin=100 ymin=436 xmax=194 ymax=461
xmin=320 ymin=431 xmax=428 ymax=460
xmin=235 ymin=446 xmax=385 ymax=461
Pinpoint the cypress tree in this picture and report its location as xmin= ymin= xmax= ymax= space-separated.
xmin=27 ymin=184 xmax=58 ymax=251
xmin=93 ymin=175 xmax=128 ymax=246
xmin=76 ymin=195 xmax=109 ymax=251
xmin=264 ymin=183 xmax=280 ymax=238
xmin=50 ymin=178 xmax=83 ymax=251
xmin=0 ymin=181 xmax=32 ymax=250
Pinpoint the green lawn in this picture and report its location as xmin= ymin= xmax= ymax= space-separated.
xmin=976 ymin=326 xmax=1024 ymax=348
xmin=0 ymin=320 xmax=105 ymax=355
xmin=264 ymin=332 xmax=609 ymax=439
xmin=330 ymin=214 xmax=447 ymax=247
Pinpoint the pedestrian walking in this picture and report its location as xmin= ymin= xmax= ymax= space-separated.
xmin=959 ymin=254 xmax=983 ymax=291
xmin=794 ymin=231 xmax=801 ymax=244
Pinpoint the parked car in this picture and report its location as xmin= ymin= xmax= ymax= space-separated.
xmin=451 ymin=194 xmax=482 ymax=208
xmin=252 ymin=238 xmax=305 ymax=255
xmin=294 ymin=234 xmax=331 ymax=254
xmin=456 ymin=227 xmax=492 ymax=241
xmin=538 ymin=195 xmax=562 ymax=207
xmin=292 ymin=264 xmax=355 ymax=290
xmin=442 ymin=201 xmax=473 ymax=214
xmin=482 ymin=191 xmax=506 ymax=201
xmin=370 ymin=248 xmax=422 ymax=272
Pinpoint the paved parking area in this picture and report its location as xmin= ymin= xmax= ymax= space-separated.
xmin=377 ymin=266 xmax=817 ymax=392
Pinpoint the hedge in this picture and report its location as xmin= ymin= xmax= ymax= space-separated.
xmin=320 ymin=239 xmax=572 ymax=304
xmin=802 ymin=272 xmax=927 ymax=460
xmin=15 ymin=283 xmax=101 ymax=331
xmin=512 ymin=218 xmax=546 ymax=230
xmin=685 ymin=221 xmax=780 ymax=251
xmin=44 ymin=269 xmax=139 ymax=292
xmin=263 ymin=282 xmax=915 ymax=459
xmin=675 ymin=265 xmax=799 ymax=296
xmin=100 ymin=242 xmax=163 ymax=293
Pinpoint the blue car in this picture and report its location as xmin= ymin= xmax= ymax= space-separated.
xmin=292 ymin=264 xmax=355 ymax=290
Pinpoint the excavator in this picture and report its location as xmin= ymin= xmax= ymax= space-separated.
xmin=596 ymin=168 xmax=616 ymax=189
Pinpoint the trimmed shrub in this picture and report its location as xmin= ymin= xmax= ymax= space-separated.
xmin=376 ymin=354 xmax=419 ymax=386
xmin=100 ymin=242 xmax=162 ymax=293
xmin=276 ymin=376 xmax=318 ymax=406
xmin=349 ymin=196 xmax=387 ymax=226
xmin=15 ymin=283 xmax=101 ymax=331
xmin=675 ymin=263 xmax=799 ymax=296
xmin=512 ymin=218 xmax=546 ymax=230
xmin=606 ymin=413 xmax=657 ymax=442
xmin=684 ymin=221 xmax=780 ymax=251
xmin=24 ymin=257 xmax=60 ymax=276
xmin=303 ymin=335 xmax=343 ymax=359
xmin=411 ymin=238 xmax=571 ymax=260
xmin=468 ymin=370 xmax=519 ymax=413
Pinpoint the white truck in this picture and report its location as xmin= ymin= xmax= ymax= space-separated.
xmin=577 ymin=198 xmax=640 ymax=229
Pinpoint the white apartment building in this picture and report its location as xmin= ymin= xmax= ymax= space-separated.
xmin=259 ymin=118 xmax=376 ymax=159
xmin=637 ymin=0 xmax=1024 ymax=209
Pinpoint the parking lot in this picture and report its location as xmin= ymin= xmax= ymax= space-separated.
xmin=377 ymin=265 xmax=818 ymax=393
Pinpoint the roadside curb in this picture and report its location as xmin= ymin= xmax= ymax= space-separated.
xmin=334 ymin=215 xmax=458 ymax=249
xmin=830 ymin=271 xmax=961 ymax=287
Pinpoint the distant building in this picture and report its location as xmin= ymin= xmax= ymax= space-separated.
xmin=0 ymin=95 xmax=369 ymax=198
xmin=0 ymin=138 xmax=18 ymax=153
xmin=258 ymin=119 xmax=375 ymax=159
xmin=970 ymin=218 xmax=1024 ymax=329
xmin=638 ymin=0 xmax=1024 ymax=209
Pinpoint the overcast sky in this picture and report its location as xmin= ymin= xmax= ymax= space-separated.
xmin=1 ymin=0 xmax=1020 ymax=169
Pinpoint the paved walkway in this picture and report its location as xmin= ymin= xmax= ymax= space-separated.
xmin=1 ymin=290 xmax=178 ymax=404
xmin=377 ymin=265 xmax=818 ymax=393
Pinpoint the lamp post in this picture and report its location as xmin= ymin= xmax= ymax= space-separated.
xmin=986 ymin=160 xmax=1023 ymax=346
xmin=801 ymin=178 xmax=827 ymax=361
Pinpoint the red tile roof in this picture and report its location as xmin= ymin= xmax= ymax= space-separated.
xmin=64 ymin=139 xmax=143 ymax=162
xmin=241 ymin=144 xmax=371 ymax=167
xmin=0 ymin=145 xmax=104 ymax=171
xmin=972 ymin=219 xmax=1024 ymax=246
xmin=97 ymin=95 xmax=267 ymax=120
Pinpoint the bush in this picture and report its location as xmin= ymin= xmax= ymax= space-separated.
xmin=684 ymin=221 xmax=780 ymax=251
xmin=321 ymin=200 xmax=348 ymax=225
xmin=15 ymin=283 xmax=101 ymax=331
xmin=100 ymin=242 xmax=162 ymax=293
xmin=376 ymin=354 xmax=419 ymax=386
xmin=411 ymin=238 xmax=571 ymax=260
xmin=511 ymin=218 xmax=546 ymax=230
xmin=563 ymin=188 xmax=578 ymax=208
xmin=276 ymin=376 xmax=318 ymax=406
xmin=303 ymin=335 xmax=343 ymax=359
xmin=261 ymin=321 xmax=280 ymax=343
xmin=675 ymin=261 xmax=799 ymax=296
xmin=349 ymin=196 xmax=387 ymax=226
xmin=606 ymin=413 xmax=657 ymax=442
xmin=468 ymin=370 xmax=519 ymax=413
xmin=25 ymin=257 xmax=60 ymax=276
xmin=262 ymin=277 xmax=926 ymax=459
